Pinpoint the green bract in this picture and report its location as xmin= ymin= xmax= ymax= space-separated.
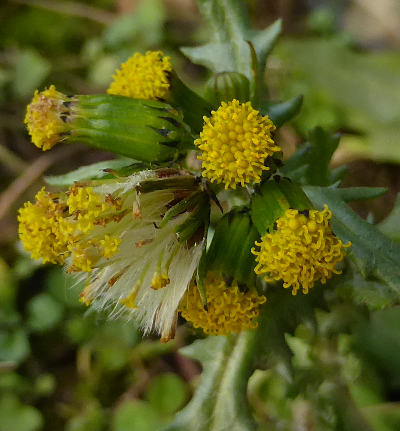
xmin=251 ymin=177 xmax=313 ymax=235
xmin=197 ymin=209 xmax=260 ymax=299
xmin=70 ymin=95 xmax=194 ymax=162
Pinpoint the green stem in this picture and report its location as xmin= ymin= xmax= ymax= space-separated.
xmin=330 ymin=382 xmax=374 ymax=431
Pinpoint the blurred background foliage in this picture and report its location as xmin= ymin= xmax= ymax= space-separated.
xmin=0 ymin=0 xmax=400 ymax=429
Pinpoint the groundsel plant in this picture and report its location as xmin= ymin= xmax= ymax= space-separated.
xmin=18 ymin=1 xmax=400 ymax=428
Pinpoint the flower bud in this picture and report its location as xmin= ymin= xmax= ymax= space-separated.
xmin=204 ymin=72 xmax=250 ymax=106
xmin=25 ymin=86 xmax=192 ymax=162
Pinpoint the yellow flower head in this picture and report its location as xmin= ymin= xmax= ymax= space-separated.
xmin=151 ymin=272 xmax=170 ymax=290
xmin=194 ymin=100 xmax=279 ymax=189
xmin=67 ymin=184 xmax=114 ymax=233
xmin=100 ymin=235 xmax=122 ymax=259
xmin=178 ymin=274 xmax=266 ymax=335
xmin=18 ymin=188 xmax=73 ymax=264
xmin=252 ymin=206 xmax=351 ymax=295
xmin=107 ymin=51 xmax=172 ymax=100
xmin=18 ymin=185 xmax=122 ymax=270
xmin=25 ymin=85 xmax=69 ymax=151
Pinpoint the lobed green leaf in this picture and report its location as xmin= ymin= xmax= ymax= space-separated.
xmin=182 ymin=0 xmax=281 ymax=97
xmin=163 ymin=291 xmax=320 ymax=431
xmin=260 ymin=94 xmax=303 ymax=128
xmin=45 ymin=159 xmax=138 ymax=187
xmin=281 ymin=127 xmax=340 ymax=186
xmin=304 ymin=186 xmax=400 ymax=296
xmin=379 ymin=193 xmax=400 ymax=243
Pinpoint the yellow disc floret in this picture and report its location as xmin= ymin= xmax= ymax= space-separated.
xmin=69 ymin=243 xmax=95 ymax=273
xmin=107 ymin=51 xmax=172 ymax=100
xmin=67 ymin=185 xmax=111 ymax=233
xmin=18 ymin=184 xmax=125 ymax=271
xmin=252 ymin=206 xmax=351 ymax=295
xmin=120 ymin=285 xmax=139 ymax=309
xmin=151 ymin=272 xmax=170 ymax=290
xmin=25 ymin=85 xmax=69 ymax=151
xmin=100 ymin=235 xmax=122 ymax=259
xmin=194 ymin=100 xmax=279 ymax=189
xmin=18 ymin=188 xmax=73 ymax=264
xmin=178 ymin=275 xmax=266 ymax=335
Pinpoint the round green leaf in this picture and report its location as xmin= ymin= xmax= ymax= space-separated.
xmin=34 ymin=374 xmax=56 ymax=397
xmin=112 ymin=401 xmax=160 ymax=431
xmin=66 ymin=403 xmax=106 ymax=431
xmin=146 ymin=373 xmax=189 ymax=415
xmin=0 ymin=329 xmax=30 ymax=364
xmin=0 ymin=395 xmax=43 ymax=431
xmin=45 ymin=268 xmax=83 ymax=308
xmin=26 ymin=294 xmax=63 ymax=332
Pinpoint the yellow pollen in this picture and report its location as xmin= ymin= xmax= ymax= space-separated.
xmin=307 ymin=220 xmax=318 ymax=232
xmin=107 ymin=51 xmax=172 ymax=100
xmin=67 ymin=185 xmax=113 ymax=233
xmin=18 ymin=184 xmax=127 ymax=272
xmin=121 ymin=285 xmax=139 ymax=309
xmin=18 ymin=188 xmax=73 ymax=264
xmin=178 ymin=275 xmax=266 ymax=335
xmin=25 ymin=85 xmax=69 ymax=151
xmin=151 ymin=272 xmax=170 ymax=290
xmin=194 ymin=100 xmax=279 ymax=189
xmin=288 ymin=218 xmax=299 ymax=230
xmin=79 ymin=284 xmax=93 ymax=306
xmin=100 ymin=235 xmax=122 ymax=259
xmin=252 ymin=206 xmax=351 ymax=295
xmin=69 ymin=246 xmax=94 ymax=273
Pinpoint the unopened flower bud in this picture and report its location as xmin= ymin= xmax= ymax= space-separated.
xmin=25 ymin=86 xmax=192 ymax=162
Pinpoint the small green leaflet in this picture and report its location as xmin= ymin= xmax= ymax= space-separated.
xmin=182 ymin=0 xmax=281 ymax=85
xmin=281 ymin=127 xmax=340 ymax=186
xmin=305 ymin=186 xmax=400 ymax=296
xmin=336 ymin=262 xmax=399 ymax=311
xmin=260 ymin=94 xmax=303 ymax=128
xmin=332 ymin=187 xmax=387 ymax=202
xmin=162 ymin=335 xmax=257 ymax=431
xmin=45 ymin=159 xmax=140 ymax=187
xmin=379 ymin=193 xmax=400 ymax=243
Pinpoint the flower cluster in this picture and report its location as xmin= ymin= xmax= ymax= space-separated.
xmin=179 ymin=274 xmax=266 ymax=335
xmin=25 ymin=85 xmax=69 ymax=151
xmin=195 ymin=100 xmax=278 ymax=189
xmin=20 ymin=49 xmax=351 ymax=341
xmin=19 ymin=183 xmax=128 ymax=272
xmin=253 ymin=206 xmax=351 ymax=295
xmin=18 ymin=187 xmax=74 ymax=264
xmin=107 ymin=51 xmax=172 ymax=100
